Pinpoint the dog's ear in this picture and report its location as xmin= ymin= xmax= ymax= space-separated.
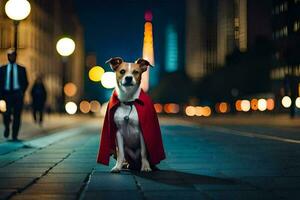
xmin=135 ymin=58 xmax=152 ymax=72
xmin=105 ymin=57 xmax=123 ymax=71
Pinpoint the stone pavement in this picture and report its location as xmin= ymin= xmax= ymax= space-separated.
xmin=0 ymin=117 xmax=300 ymax=199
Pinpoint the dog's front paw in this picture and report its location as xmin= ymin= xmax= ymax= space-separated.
xmin=111 ymin=165 xmax=121 ymax=173
xmin=141 ymin=159 xmax=152 ymax=172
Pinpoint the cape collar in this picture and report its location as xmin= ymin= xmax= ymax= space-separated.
xmin=108 ymin=89 xmax=145 ymax=110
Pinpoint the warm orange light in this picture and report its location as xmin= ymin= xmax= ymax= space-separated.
xmin=64 ymin=82 xmax=77 ymax=97
xmin=219 ymin=102 xmax=229 ymax=113
xmin=79 ymin=101 xmax=91 ymax=114
xmin=202 ymin=106 xmax=212 ymax=117
xmin=195 ymin=106 xmax=203 ymax=116
xmin=235 ymin=100 xmax=242 ymax=111
xmin=185 ymin=106 xmax=196 ymax=116
xmin=251 ymin=99 xmax=258 ymax=111
xmin=154 ymin=103 xmax=163 ymax=113
xmin=266 ymin=98 xmax=275 ymax=110
xmin=164 ymin=103 xmax=180 ymax=114
xmin=90 ymin=100 xmax=101 ymax=113
xmin=145 ymin=22 xmax=153 ymax=30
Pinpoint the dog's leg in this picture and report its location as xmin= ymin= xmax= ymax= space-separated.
xmin=140 ymin=134 xmax=152 ymax=172
xmin=111 ymin=131 xmax=125 ymax=173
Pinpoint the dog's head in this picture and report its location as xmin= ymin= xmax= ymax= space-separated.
xmin=106 ymin=57 xmax=151 ymax=88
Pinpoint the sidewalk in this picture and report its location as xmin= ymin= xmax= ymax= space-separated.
xmin=0 ymin=112 xmax=91 ymax=143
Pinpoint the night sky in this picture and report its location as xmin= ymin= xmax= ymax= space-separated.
xmin=74 ymin=0 xmax=185 ymax=69
xmin=74 ymin=0 xmax=185 ymax=102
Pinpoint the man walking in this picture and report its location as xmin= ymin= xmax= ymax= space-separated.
xmin=0 ymin=49 xmax=28 ymax=141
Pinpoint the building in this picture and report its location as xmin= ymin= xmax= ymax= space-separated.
xmin=270 ymin=0 xmax=300 ymax=86
xmin=0 ymin=0 xmax=84 ymax=110
xmin=185 ymin=0 xmax=248 ymax=80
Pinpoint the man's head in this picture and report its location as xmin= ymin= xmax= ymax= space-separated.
xmin=7 ymin=48 xmax=17 ymax=63
xmin=106 ymin=57 xmax=151 ymax=89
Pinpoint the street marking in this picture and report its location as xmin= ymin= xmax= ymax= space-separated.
xmin=202 ymin=126 xmax=300 ymax=144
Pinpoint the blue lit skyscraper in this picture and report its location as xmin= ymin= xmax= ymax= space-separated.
xmin=165 ymin=24 xmax=179 ymax=72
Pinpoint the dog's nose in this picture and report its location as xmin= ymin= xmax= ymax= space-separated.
xmin=125 ymin=76 xmax=133 ymax=83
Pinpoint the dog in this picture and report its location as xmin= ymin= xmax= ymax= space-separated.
xmin=108 ymin=57 xmax=152 ymax=173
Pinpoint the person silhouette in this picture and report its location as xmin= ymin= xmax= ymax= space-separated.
xmin=0 ymin=48 xmax=28 ymax=141
xmin=31 ymin=75 xmax=47 ymax=126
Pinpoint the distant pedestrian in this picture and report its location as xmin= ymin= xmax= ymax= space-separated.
xmin=31 ymin=75 xmax=47 ymax=126
xmin=0 ymin=48 xmax=28 ymax=141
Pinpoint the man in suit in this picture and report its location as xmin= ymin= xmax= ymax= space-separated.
xmin=0 ymin=49 xmax=28 ymax=141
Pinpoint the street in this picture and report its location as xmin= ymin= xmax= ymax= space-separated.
xmin=0 ymin=115 xmax=300 ymax=200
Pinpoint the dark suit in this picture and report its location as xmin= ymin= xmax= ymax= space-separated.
xmin=0 ymin=64 xmax=28 ymax=140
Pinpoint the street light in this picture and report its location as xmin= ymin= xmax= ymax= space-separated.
xmin=5 ymin=0 xmax=31 ymax=53
xmin=56 ymin=37 xmax=75 ymax=113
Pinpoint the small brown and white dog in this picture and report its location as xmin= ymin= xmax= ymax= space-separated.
xmin=106 ymin=57 xmax=152 ymax=173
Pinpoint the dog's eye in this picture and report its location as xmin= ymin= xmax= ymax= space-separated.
xmin=120 ymin=69 xmax=126 ymax=74
xmin=133 ymin=70 xmax=139 ymax=75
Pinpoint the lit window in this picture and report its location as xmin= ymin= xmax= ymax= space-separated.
xmin=294 ymin=21 xmax=300 ymax=32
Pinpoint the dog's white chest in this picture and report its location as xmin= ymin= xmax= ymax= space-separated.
xmin=114 ymin=103 xmax=141 ymax=147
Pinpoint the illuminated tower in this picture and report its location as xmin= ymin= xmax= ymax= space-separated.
xmin=141 ymin=10 xmax=155 ymax=92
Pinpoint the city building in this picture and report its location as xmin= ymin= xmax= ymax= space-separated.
xmin=0 ymin=0 xmax=84 ymax=110
xmin=270 ymin=0 xmax=300 ymax=90
xmin=185 ymin=0 xmax=248 ymax=80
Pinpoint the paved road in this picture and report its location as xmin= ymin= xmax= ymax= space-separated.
xmin=0 ymin=118 xmax=300 ymax=200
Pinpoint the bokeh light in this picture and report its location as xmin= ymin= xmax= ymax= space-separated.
xmin=195 ymin=106 xmax=203 ymax=116
xmin=258 ymin=99 xmax=267 ymax=111
xmin=281 ymin=96 xmax=292 ymax=108
xmin=219 ymin=102 xmax=229 ymax=113
xmin=154 ymin=103 xmax=163 ymax=113
xmin=251 ymin=99 xmax=258 ymax=111
xmin=144 ymin=10 xmax=153 ymax=21
xmin=5 ymin=0 xmax=31 ymax=21
xmin=56 ymin=37 xmax=75 ymax=56
xmin=65 ymin=102 xmax=77 ymax=115
xmin=164 ymin=103 xmax=180 ymax=114
xmin=267 ymin=98 xmax=275 ymax=110
xmin=0 ymin=100 xmax=6 ymax=112
xmin=241 ymin=100 xmax=251 ymax=112
xmin=101 ymin=72 xmax=116 ymax=89
xmin=295 ymin=97 xmax=300 ymax=109
xmin=235 ymin=100 xmax=242 ymax=111
xmin=64 ymin=82 xmax=77 ymax=97
xmin=89 ymin=66 xmax=105 ymax=82
xmin=90 ymin=100 xmax=101 ymax=113
xmin=202 ymin=106 xmax=212 ymax=117
xmin=79 ymin=101 xmax=90 ymax=114
xmin=185 ymin=106 xmax=196 ymax=116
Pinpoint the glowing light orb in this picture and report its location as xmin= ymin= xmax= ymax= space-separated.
xmin=219 ymin=102 xmax=229 ymax=113
xmin=5 ymin=0 xmax=31 ymax=21
xmin=202 ymin=106 xmax=212 ymax=117
xmin=295 ymin=97 xmax=300 ymax=108
xmin=65 ymin=102 xmax=77 ymax=115
xmin=0 ymin=100 xmax=7 ymax=112
xmin=79 ymin=101 xmax=90 ymax=114
xmin=90 ymin=100 xmax=101 ymax=113
xmin=251 ymin=99 xmax=258 ymax=111
xmin=56 ymin=37 xmax=75 ymax=56
xmin=164 ymin=103 xmax=180 ymax=114
xmin=89 ymin=66 xmax=105 ymax=82
xmin=154 ymin=103 xmax=163 ymax=113
xmin=267 ymin=98 xmax=275 ymax=110
xmin=144 ymin=10 xmax=153 ymax=21
xmin=281 ymin=96 xmax=292 ymax=108
xmin=258 ymin=99 xmax=267 ymax=111
xmin=101 ymin=72 xmax=116 ymax=89
xmin=185 ymin=106 xmax=196 ymax=116
xmin=235 ymin=100 xmax=242 ymax=111
xmin=195 ymin=106 xmax=203 ymax=116
xmin=241 ymin=100 xmax=251 ymax=112
xmin=64 ymin=82 xmax=77 ymax=97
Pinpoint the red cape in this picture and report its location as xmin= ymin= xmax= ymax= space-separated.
xmin=97 ymin=89 xmax=166 ymax=165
